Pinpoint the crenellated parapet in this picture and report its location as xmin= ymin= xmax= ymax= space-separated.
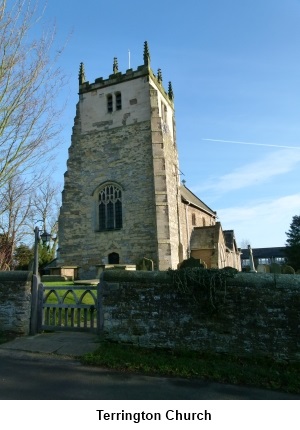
xmin=78 ymin=41 xmax=174 ymax=105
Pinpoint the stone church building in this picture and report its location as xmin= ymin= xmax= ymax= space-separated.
xmin=57 ymin=42 xmax=241 ymax=279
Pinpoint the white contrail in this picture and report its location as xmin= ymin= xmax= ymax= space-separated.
xmin=202 ymin=138 xmax=300 ymax=150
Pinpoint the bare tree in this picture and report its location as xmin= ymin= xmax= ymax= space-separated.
xmin=0 ymin=174 xmax=34 ymax=269
xmin=0 ymin=173 xmax=61 ymax=269
xmin=239 ymin=239 xmax=251 ymax=249
xmin=31 ymin=177 xmax=60 ymax=260
xmin=0 ymin=0 xmax=65 ymax=188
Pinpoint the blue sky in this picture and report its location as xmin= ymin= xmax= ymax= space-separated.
xmin=39 ymin=0 xmax=300 ymax=248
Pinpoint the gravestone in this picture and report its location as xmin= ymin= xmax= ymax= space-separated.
xmin=257 ymin=264 xmax=270 ymax=273
xmin=137 ymin=257 xmax=154 ymax=271
xmin=281 ymin=265 xmax=295 ymax=274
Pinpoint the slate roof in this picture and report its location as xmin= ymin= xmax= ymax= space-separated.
xmin=241 ymin=247 xmax=287 ymax=260
xmin=180 ymin=185 xmax=216 ymax=217
xmin=43 ymin=258 xmax=58 ymax=269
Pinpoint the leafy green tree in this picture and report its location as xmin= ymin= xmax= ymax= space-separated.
xmin=38 ymin=242 xmax=53 ymax=267
xmin=14 ymin=243 xmax=33 ymax=270
xmin=285 ymin=215 xmax=300 ymax=271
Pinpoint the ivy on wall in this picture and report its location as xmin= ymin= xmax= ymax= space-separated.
xmin=167 ymin=267 xmax=238 ymax=313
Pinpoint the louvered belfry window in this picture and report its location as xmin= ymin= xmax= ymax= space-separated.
xmin=115 ymin=92 xmax=122 ymax=110
xmin=99 ymin=185 xmax=122 ymax=230
xmin=107 ymin=94 xmax=113 ymax=112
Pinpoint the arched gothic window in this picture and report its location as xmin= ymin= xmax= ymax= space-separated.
xmin=98 ymin=184 xmax=122 ymax=230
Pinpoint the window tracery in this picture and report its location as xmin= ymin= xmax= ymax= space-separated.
xmin=98 ymin=184 xmax=122 ymax=230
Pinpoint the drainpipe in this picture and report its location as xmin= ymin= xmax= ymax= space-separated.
xmin=185 ymin=201 xmax=191 ymax=258
xmin=176 ymin=180 xmax=183 ymax=263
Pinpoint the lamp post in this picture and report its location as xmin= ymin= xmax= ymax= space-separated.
xmin=31 ymin=224 xmax=51 ymax=335
xmin=33 ymin=225 xmax=51 ymax=277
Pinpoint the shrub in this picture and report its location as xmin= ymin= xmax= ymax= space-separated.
xmin=178 ymin=256 xmax=207 ymax=269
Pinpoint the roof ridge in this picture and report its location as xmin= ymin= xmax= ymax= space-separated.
xmin=180 ymin=184 xmax=216 ymax=215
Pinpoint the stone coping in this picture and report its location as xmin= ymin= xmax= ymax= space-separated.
xmin=102 ymin=270 xmax=171 ymax=284
xmin=0 ymin=271 xmax=32 ymax=282
xmin=101 ymin=269 xmax=300 ymax=287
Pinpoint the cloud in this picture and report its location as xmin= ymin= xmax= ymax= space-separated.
xmin=217 ymin=194 xmax=300 ymax=247
xmin=200 ymin=149 xmax=300 ymax=194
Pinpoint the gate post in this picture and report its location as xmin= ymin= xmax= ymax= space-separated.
xmin=97 ymin=273 xmax=105 ymax=334
xmin=30 ymin=274 xmax=39 ymax=335
xmin=37 ymin=282 xmax=44 ymax=333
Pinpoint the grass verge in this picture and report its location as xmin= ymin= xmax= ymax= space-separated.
xmin=81 ymin=341 xmax=300 ymax=394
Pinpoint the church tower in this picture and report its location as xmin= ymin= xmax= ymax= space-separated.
xmin=58 ymin=42 xmax=183 ymax=278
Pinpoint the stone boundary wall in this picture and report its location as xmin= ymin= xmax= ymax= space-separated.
xmin=0 ymin=271 xmax=32 ymax=335
xmin=99 ymin=271 xmax=300 ymax=361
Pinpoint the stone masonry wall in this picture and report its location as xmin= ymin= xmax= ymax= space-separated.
xmin=99 ymin=271 xmax=300 ymax=361
xmin=59 ymin=118 xmax=158 ymax=278
xmin=0 ymin=271 xmax=32 ymax=335
xmin=58 ymin=70 xmax=182 ymax=278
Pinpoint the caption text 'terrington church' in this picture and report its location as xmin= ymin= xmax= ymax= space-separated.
xmin=96 ymin=409 xmax=212 ymax=424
